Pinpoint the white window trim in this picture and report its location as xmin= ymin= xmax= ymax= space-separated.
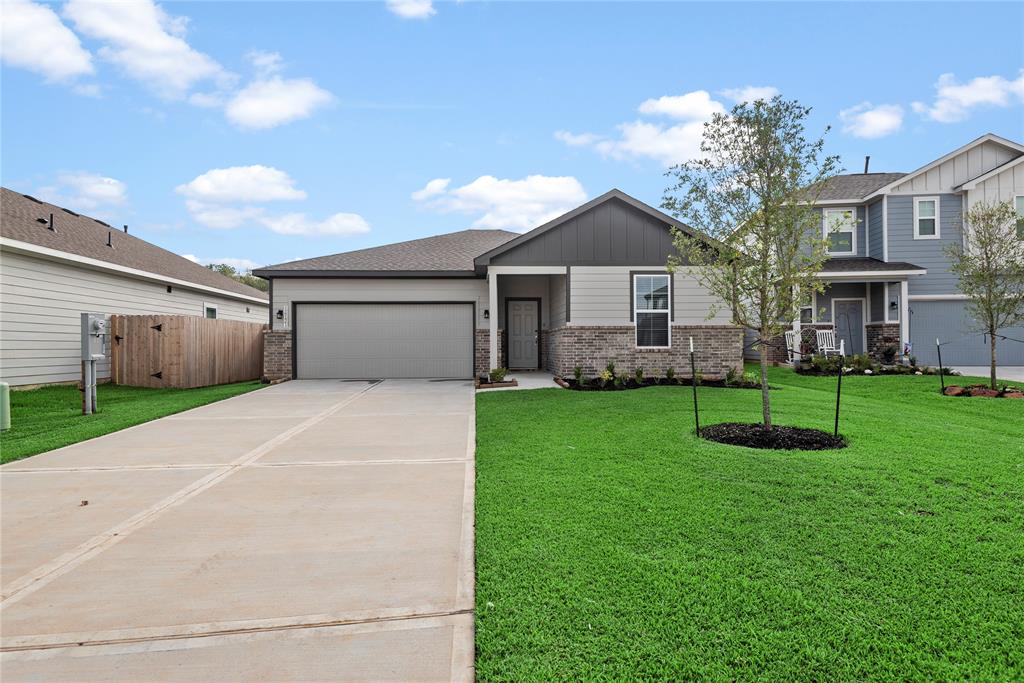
xmin=203 ymin=302 xmax=219 ymax=319
xmin=913 ymin=196 xmax=941 ymax=240
xmin=822 ymin=207 xmax=857 ymax=256
xmin=633 ymin=273 xmax=671 ymax=349
xmin=1015 ymin=195 xmax=1024 ymax=240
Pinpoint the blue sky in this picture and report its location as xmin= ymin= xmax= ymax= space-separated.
xmin=3 ymin=1 xmax=1022 ymax=271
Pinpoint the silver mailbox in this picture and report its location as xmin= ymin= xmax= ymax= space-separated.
xmin=80 ymin=312 xmax=107 ymax=361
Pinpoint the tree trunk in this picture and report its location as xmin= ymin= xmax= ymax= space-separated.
xmin=759 ymin=333 xmax=772 ymax=428
xmin=990 ymin=326 xmax=998 ymax=390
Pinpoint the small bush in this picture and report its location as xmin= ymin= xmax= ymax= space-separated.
xmin=694 ymin=370 xmax=704 ymax=386
xmin=605 ymin=361 xmax=616 ymax=376
xmin=598 ymin=369 xmax=613 ymax=386
xmin=634 ymin=367 xmax=644 ymax=383
xmin=573 ymin=365 xmax=584 ymax=382
xmin=725 ymin=367 xmax=738 ymax=386
xmin=488 ymin=368 xmax=508 ymax=383
xmin=666 ymin=367 xmax=676 ymax=382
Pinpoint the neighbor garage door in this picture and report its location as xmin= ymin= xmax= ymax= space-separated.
xmin=910 ymin=300 xmax=1024 ymax=366
xmin=294 ymin=303 xmax=474 ymax=379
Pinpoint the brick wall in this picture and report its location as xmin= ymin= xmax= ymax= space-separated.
xmin=756 ymin=324 xmax=833 ymax=364
xmin=474 ymin=328 xmax=504 ymax=377
xmin=546 ymin=325 xmax=743 ymax=380
xmin=263 ymin=329 xmax=293 ymax=381
xmin=866 ymin=323 xmax=900 ymax=360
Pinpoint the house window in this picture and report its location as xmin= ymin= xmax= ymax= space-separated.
xmin=823 ymin=208 xmax=856 ymax=255
xmin=1015 ymin=196 xmax=1024 ymax=240
xmin=634 ymin=274 xmax=670 ymax=348
xmin=204 ymin=303 xmax=218 ymax=319
xmin=913 ymin=197 xmax=940 ymax=239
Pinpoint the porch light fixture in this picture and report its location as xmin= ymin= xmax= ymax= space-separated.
xmin=889 ymin=301 xmax=898 ymax=310
xmin=276 ymin=309 xmax=284 ymax=320
xmin=483 ymin=309 xmax=490 ymax=319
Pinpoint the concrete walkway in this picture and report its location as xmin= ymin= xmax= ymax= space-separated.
xmin=1 ymin=379 xmax=476 ymax=682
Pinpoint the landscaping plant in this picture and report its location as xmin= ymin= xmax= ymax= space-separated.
xmin=944 ymin=200 xmax=1024 ymax=390
xmin=488 ymin=368 xmax=508 ymax=383
xmin=663 ymin=96 xmax=840 ymax=427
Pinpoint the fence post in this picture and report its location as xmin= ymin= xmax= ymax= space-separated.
xmin=936 ymin=338 xmax=945 ymax=394
xmin=834 ymin=353 xmax=844 ymax=438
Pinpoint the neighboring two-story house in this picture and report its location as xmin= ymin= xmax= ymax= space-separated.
xmin=781 ymin=133 xmax=1024 ymax=367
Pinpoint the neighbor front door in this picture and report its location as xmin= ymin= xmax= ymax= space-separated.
xmin=508 ymin=300 xmax=539 ymax=369
xmin=833 ymin=299 xmax=864 ymax=355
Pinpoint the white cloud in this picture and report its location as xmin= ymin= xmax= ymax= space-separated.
xmin=37 ymin=172 xmax=127 ymax=211
xmin=1 ymin=0 xmax=94 ymax=82
xmin=183 ymin=201 xmax=264 ymax=229
xmin=414 ymin=175 xmax=587 ymax=231
xmin=245 ymin=49 xmax=283 ymax=76
xmin=72 ymin=83 xmax=102 ymax=98
xmin=839 ymin=102 xmax=904 ymax=139
xmin=64 ymin=0 xmax=230 ymax=99
xmin=386 ymin=0 xmax=436 ymax=19
xmin=225 ymin=77 xmax=333 ymax=129
xmin=260 ymin=212 xmax=371 ymax=237
xmin=912 ymin=72 xmax=1024 ymax=123
xmin=638 ymin=90 xmax=725 ymax=119
xmin=176 ymin=166 xmax=307 ymax=203
xmin=411 ymin=178 xmax=451 ymax=201
xmin=182 ymin=254 xmax=262 ymax=271
xmin=720 ymin=85 xmax=780 ymax=104
xmin=554 ymin=131 xmax=604 ymax=147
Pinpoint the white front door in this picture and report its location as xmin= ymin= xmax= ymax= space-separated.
xmin=508 ymin=300 xmax=539 ymax=369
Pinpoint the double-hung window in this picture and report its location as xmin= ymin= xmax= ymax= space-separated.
xmin=1015 ymin=196 xmax=1024 ymax=240
xmin=823 ymin=208 xmax=856 ymax=255
xmin=633 ymin=274 xmax=670 ymax=348
xmin=913 ymin=197 xmax=940 ymax=239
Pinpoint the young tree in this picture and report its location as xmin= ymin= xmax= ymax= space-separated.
xmin=945 ymin=200 xmax=1024 ymax=389
xmin=663 ymin=97 xmax=840 ymax=427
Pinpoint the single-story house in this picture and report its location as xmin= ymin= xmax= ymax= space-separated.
xmin=0 ymin=187 xmax=269 ymax=387
xmin=254 ymin=189 xmax=743 ymax=381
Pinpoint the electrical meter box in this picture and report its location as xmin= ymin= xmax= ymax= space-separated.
xmin=81 ymin=312 xmax=107 ymax=361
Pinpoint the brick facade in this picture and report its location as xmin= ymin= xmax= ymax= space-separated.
xmin=474 ymin=328 xmax=504 ymax=377
xmin=263 ymin=329 xmax=293 ymax=381
xmin=545 ymin=325 xmax=743 ymax=380
xmin=866 ymin=322 xmax=900 ymax=360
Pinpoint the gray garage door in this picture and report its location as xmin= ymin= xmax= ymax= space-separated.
xmin=295 ymin=303 xmax=474 ymax=379
xmin=910 ymin=300 xmax=1024 ymax=366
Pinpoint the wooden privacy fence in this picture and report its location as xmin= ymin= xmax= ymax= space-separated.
xmin=110 ymin=315 xmax=266 ymax=388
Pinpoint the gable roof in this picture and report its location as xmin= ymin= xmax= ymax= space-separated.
xmin=864 ymin=133 xmax=1024 ymax=199
xmin=254 ymin=228 xmax=518 ymax=277
xmin=473 ymin=188 xmax=709 ymax=267
xmin=808 ymin=173 xmax=907 ymax=201
xmin=954 ymin=153 xmax=1024 ymax=190
xmin=1 ymin=187 xmax=268 ymax=301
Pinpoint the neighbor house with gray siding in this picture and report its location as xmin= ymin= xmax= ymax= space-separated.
xmin=255 ymin=189 xmax=743 ymax=381
xmin=776 ymin=132 xmax=1024 ymax=366
xmin=0 ymin=188 xmax=269 ymax=387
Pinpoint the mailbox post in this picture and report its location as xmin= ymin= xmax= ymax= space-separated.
xmin=80 ymin=313 xmax=107 ymax=414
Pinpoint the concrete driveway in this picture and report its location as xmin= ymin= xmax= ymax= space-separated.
xmin=951 ymin=366 xmax=1024 ymax=383
xmin=1 ymin=379 xmax=476 ymax=682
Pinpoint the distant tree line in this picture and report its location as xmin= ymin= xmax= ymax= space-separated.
xmin=207 ymin=263 xmax=269 ymax=292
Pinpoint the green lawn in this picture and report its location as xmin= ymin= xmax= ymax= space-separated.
xmin=475 ymin=367 xmax=1023 ymax=680
xmin=1 ymin=381 xmax=263 ymax=464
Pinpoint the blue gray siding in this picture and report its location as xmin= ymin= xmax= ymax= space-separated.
xmin=815 ymin=283 xmax=866 ymax=323
xmin=867 ymin=200 xmax=883 ymax=260
xmin=491 ymin=197 xmax=680 ymax=266
xmin=886 ymin=194 xmax=962 ymax=295
xmin=910 ymin=300 xmax=1024 ymax=365
xmin=869 ymin=282 xmax=885 ymax=322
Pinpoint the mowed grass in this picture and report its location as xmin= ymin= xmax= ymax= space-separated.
xmin=1 ymin=381 xmax=262 ymax=463
xmin=475 ymin=367 xmax=1023 ymax=680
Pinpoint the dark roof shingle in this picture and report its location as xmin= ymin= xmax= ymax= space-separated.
xmin=256 ymin=229 xmax=518 ymax=274
xmin=810 ymin=173 xmax=907 ymax=201
xmin=821 ymin=257 xmax=925 ymax=273
xmin=1 ymin=187 xmax=267 ymax=300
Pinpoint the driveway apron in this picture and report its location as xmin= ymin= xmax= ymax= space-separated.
xmin=1 ymin=379 xmax=476 ymax=682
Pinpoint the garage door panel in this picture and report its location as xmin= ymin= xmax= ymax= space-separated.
xmin=296 ymin=303 xmax=473 ymax=379
xmin=910 ymin=300 xmax=1024 ymax=366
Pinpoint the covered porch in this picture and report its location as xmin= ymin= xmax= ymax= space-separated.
xmin=790 ymin=258 xmax=926 ymax=362
xmin=485 ymin=266 xmax=568 ymax=373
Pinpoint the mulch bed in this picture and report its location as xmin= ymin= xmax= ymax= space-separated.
xmin=561 ymin=377 xmax=763 ymax=392
xmin=943 ymin=384 xmax=1023 ymax=399
xmin=700 ymin=422 xmax=847 ymax=451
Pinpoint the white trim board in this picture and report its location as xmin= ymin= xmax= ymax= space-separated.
xmin=0 ymin=237 xmax=269 ymax=306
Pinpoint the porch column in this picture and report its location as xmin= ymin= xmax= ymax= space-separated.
xmin=488 ymin=271 xmax=498 ymax=371
xmin=899 ymin=279 xmax=910 ymax=357
xmin=792 ymin=284 xmax=802 ymax=363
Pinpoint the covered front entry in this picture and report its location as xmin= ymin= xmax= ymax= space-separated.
xmin=833 ymin=299 xmax=865 ymax=355
xmin=506 ymin=298 xmax=540 ymax=369
xmin=294 ymin=302 xmax=474 ymax=379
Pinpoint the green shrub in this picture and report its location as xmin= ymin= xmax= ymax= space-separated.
xmin=598 ymin=369 xmax=613 ymax=386
xmin=665 ymin=367 xmax=676 ymax=382
xmin=488 ymin=368 xmax=508 ymax=383
xmin=634 ymin=367 xmax=644 ymax=382
xmin=811 ymin=354 xmax=843 ymax=373
xmin=573 ymin=365 xmax=584 ymax=382
xmin=725 ymin=367 xmax=738 ymax=385
xmin=605 ymin=361 xmax=616 ymax=376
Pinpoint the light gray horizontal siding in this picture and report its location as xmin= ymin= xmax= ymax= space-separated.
xmin=886 ymin=194 xmax=962 ymax=295
xmin=271 ymin=277 xmax=488 ymax=330
xmin=550 ymin=274 xmax=567 ymax=327
xmin=0 ymin=251 xmax=267 ymax=386
xmin=569 ymin=265 xmax=731 ymax=326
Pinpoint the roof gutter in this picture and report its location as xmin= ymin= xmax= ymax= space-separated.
xmin=1 ymin=237 xmax=269 ymax=305
xmin=253 ymin=268 xmax=482 ymax=279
